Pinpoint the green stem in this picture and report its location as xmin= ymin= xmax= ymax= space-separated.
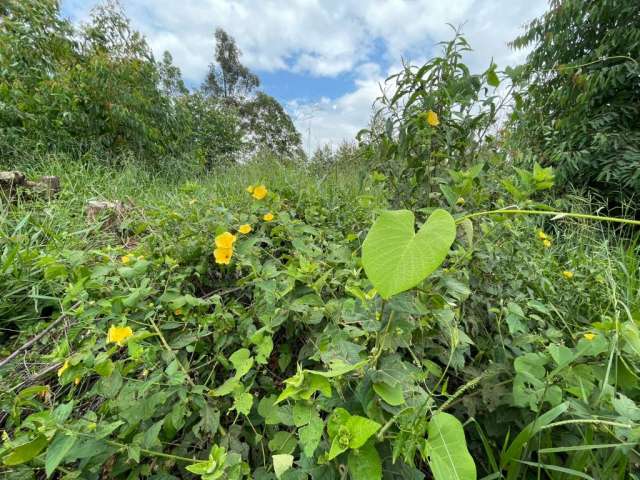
xmin=458 ymin=208 xmax=640 ymax=226
xmin=66 ymin=429 xmax=205 ymax=464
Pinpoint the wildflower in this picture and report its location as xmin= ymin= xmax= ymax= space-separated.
xmin=107 ymin=325 xmax=134 ymax=346
xmin=543 ymin=239 xmax=552 ymax=248
xmin=215 ymin=232 xmax=237 ymax=250
xmin=238 ymin=224 xmax=252 ymax=234
xmin=246 ymin=185 xmax=255 ymax=193
xmin=537 ymin=231 xmax=548 ymax=240
xmin=214 ymin=247 xmax=233 ymax=265
xmin=252 ymin=185 xmax=268 ymax=200
xmin=121 ymin=255 xmax=132 ymax=265
xmin=427 ymin=110 xmax=439 ymax=127
xmin=583 ymin=332 xmax=596 ymax=341
xmin=562 ymin=270 xmax=574 ymax=279
xmin=57 ymin=360 xmax=70 ymax=377
xmin=263 ymin=212 xmax=274 ymax=222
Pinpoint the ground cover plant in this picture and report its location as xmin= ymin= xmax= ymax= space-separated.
xmin=1 ymin=1 xmax=640 ymax=479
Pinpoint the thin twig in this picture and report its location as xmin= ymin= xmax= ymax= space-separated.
xmin=0 ymin=302 xmax=79 ymax=369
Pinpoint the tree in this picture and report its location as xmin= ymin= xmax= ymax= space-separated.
xmin=241 ymin=92 xmax=304 ymax=159
xmin=202 ymin=28 xmax=259 ymax=101
xmin=510 ymin=0 xmax=640 ymax=195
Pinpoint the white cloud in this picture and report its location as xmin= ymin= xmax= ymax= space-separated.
xmin=62 ymin=0 xmax=548 ymax=151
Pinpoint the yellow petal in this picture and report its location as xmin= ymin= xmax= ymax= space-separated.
xmin=427 ymin=110 xmax=439 ymax=126
xmin=263 ymin=212 xmax=274 ymax=222
xmin=583 ymin=332 xmax=596 ymax=341
xmin=562 ymin=270 xmax=574 ymax=279
xmin=57 ymin=360 xmax=70 ymax=377
xmin=238 ymin=224 xmax=252 ymax=234
xmin=246 ymin=185 xmax=255 ymax=193
xmin=214 ymin=247 xmax=233 ymax=265
xmin=537 ymin=231 xmax=548 ymax=240
xmin=252 ymin=185 xmax=267 ymax=200
xmin=215 ymin=231 xmax=237 ymax=249
xmin=107 ymin=325 xmax=134 ymax=346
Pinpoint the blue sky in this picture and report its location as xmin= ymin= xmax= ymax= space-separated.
xmin=60 ymin=0 xmax=547 ymax=152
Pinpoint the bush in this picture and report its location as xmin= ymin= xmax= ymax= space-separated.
xmin=510 ymin=0 xmax=640 ymax=196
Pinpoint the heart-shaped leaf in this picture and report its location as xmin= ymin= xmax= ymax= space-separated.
xmin=362 ymin=209 xmax=456 ymax=298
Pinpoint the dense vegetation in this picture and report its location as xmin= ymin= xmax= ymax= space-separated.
xmin=1 ymin=1 xmax=640 ymax=480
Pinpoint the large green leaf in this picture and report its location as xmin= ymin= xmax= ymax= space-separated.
xmin=424 ymin=413 xmax=476 ymax=480
xmin=348 ymin=442 xmax=382 ymax=480
xmin=362 ymin=209 xmax=455 ymax=298
xmin=45 ymin=433 xmax=76 ymax=478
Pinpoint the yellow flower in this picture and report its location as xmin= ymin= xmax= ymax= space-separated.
xmin=583 ymin=332 xmax=596 ymax=341
xmin=456 ymin=197 xmax=465 ymax=206
xmin=427 ymin=110 xmax=440 ymax=127
xmin=121 ymin=255 xmax=132 ymax=265
xmin=215 ymin=231 xmax=237 ymax=249
xmin=543 ymin=239 xmax=552 ymax=248
xmin=537 ymin=231 xmax=548 ymax=240
xmin=107 ymin=325 xmax=134 ymax=346
xmin=252 ymin=185 xmax=268 ymax=200
xmin=238 ymin=224 xmax=252 ymax=234
xmin=246 ymin=185 xmax=255 ymax=193
xmin=562 ymin=270 xmax=574 ymax=279
xmin=214 ymin=247 xmax=233 ymax=265
xmin=263 ymin=212 xmax=274 ymax=222
xmin=57 ymin=360 xmax=70 ymax=377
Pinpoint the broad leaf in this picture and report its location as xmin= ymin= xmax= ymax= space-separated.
xmin=348 ymin=443 xmax=382 ymax=480
xmin=362 ymin=209 xmax=455 ymax=298
xmin=424 ymin=412 xmax=476 ymax=480
xmin=273 ymin=454 xmax=294 ymax=479
xmin=373 ymin=381 xmax=405 ymax=406
xmin=45 ymin=433 xmax=76 ymax=477
xmin=3 ymin=435 xmax=48 ymax=466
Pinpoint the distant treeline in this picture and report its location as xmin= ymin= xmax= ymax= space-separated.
xmin=0 ymin=0 xmax=303 ymax=169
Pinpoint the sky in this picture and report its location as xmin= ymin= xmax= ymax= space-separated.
xmin=60 ymin=0 xmax=548 ymax=154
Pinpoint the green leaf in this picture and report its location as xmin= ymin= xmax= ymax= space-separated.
xmin=423 ymin=412 xmax=476 ymax=480
xmin=487 ymin=67 xmax=500 ymax=87
xmin=45 ymin=433 xmax=76 ymax=477
xmin=373 ymin=381 xmax=405 ymax=406
xmin=273 ymin=454 xmax=294 ymax=479
xmin=268 ymin=431 xmax=297 ymax=455
xmin=362 ymin=209 xmax=456 ymax=298
xmin=299 ymin=416 xmax=324 ymax=457
xmin=3 ymin=435 xmax=48 ymax=466
xmin=346 ymin=416 xmax=381 ymax=449
xmin=232 ymin=391 xmax=253 ymax=416
xmin=348 ymin=443 xmax=382 ymax=480
xmin=230 ymin=348 xmax=254 ymax=378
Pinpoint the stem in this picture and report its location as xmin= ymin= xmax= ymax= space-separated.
xmin=67 ymin=429 xmax=206 ymax=464
xmin=458 ymin=208 xmax=640 ymax=226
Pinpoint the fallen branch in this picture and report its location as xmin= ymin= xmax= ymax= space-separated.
xmin=0 ymin=303 xmax=79 ymax=369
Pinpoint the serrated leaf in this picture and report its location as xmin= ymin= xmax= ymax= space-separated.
xmin=362 ymin=209 xmax=455 ymax=298
xmin=346 ymin=416 xmax=381 ymax=449
xmin=299 ymin=416 xmax=324 ymax=457
xmin=273 ymin=454 xmax=294 ymax=479
xmin=232 ymin=391 xmax=253 ymax=416
xmin=424 ymin=412 xmax=476 ymax=480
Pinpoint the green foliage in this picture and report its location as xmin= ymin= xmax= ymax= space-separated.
xmin=510 ymin=0 xmax=640 ymax=195
xmin=362 ymin=209 xmax=455 ymax=298
xmin=360 ymin=29 xmax=502 ymax=209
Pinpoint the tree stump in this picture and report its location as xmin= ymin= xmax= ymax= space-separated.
xmin=0 ymin=171 xmax=26 ymax=199
xmin=86 ymin=200 xmax=128 ymax=231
